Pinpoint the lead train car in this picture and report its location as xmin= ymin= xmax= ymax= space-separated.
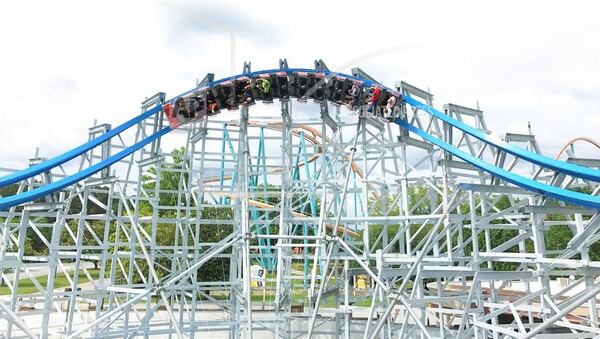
xmin=164 ymin=71 xmax=402 ymax=128
xmin=163 ymin=86 xmax=211 ymax=128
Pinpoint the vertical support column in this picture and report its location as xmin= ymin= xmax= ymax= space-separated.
xmin=386 ymin=118 xmax=404 ymax=254
xmin=530 ymin=202 xmax=550 ymax=324
xmin=93 ymin=177 xmax=116 ymax=336
xmin=65 ymin=187 xmax=89 ymax=334
xmin=229 ymin=134 xmax=241 ymax=339
xmin=399 ymin=143 xmax=411 ymax=256
xmin=442 ymin=106 xmax=453 ymax=161
xmin=238 ymin=105 xmax=254 ymax=338
xmin=189 ymin=117 xmax=209 ymax=339
xmin=309 ymin=100 xmax=332 ymax=302
xmin=574 ymin=212 xmax=598 ymax=326
xmin=40 ymin=200 xmax=66 ymax=338
xmin=0 ymin=185 xmax=25 ymax=324
xmin=343 ymin=259 xmax=351 ymax=339
xmin=274 ymin=97 xmax=292 ymax=339
xmin=7 ymin=208 xmax=30 ymax=338
xmin=481 ymin=189 xmax=499 ymax=339
xmin=468 ymin=190 xmax=481 ymax=337
xmin=361 ymin=118 xmax=371 ymax=256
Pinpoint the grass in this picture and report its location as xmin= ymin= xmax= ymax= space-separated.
xmin=0 ymin=265 xmax=400 ymax=309
xmin=0 ymin=269 xmax=100 ymax=296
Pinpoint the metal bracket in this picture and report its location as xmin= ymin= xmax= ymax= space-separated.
xmin=396 ymin=81 xmax=433 ymax=103
xmin=243 ymin=61 xmax=251 ymax=75
xmin=314 ymin=59 xmax=329 ymax=72
xmin=197 ymin=74 xmax=215 ymax=87
xmin=279 ymin=58 xmax=289 ymax=70
xmin=352 ymin=67 xmax=381 ymax=85
xmin=190 ymin=127 xmax=209 ymax=144
xmin=141 ymin=92 xmax=166 ymax=110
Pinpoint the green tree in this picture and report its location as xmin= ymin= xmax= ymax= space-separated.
xmin=109 ymin=148 xmax=234 ymax=285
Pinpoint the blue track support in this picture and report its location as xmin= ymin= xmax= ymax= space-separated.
xmin=403 ymin=94 xmax=600 ymax=182
xmin=393 ymin=118 xmax=600 ymax=210
xmin=0 ymin=127 xmax=172 ymax=210
xmin=0 ymin=104 xmax=162 ymax=189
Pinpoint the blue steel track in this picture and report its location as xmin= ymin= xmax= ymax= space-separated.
xmin=0 ymin=68 xmax=598 ymax=210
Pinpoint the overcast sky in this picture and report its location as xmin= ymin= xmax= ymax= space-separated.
xmin=1 ymin=0 xmax=599 ymax=170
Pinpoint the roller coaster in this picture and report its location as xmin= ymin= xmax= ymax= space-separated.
xmin=0 ymin=59 xmax=599 ymax=338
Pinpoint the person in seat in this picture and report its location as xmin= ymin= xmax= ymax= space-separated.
xmin=292 ymin=73 xmax=308 ymax=99
xmin=207 ymin=101 xmax=218 ymax=114
xmin=256 ymin=78 xmax=272 ymax=102
xmin=276 ymin=74 xmax=289 ymax=99
xmin=206 ymin=91 xmax=220 ymax=115
xmin=257 ymin=78 xmax=271 ymax=95
xmin=221 ymin=82 xmax=236 ymax=110
xmin=366 ymin=86 xmax=382 ymax=114
xmin=383 ymin=95 xmax=397 ymax=120
xmin=333 ymin=78 xmax=344 ymax=102
xmin=345 ymin=82 xmax=361 ymax=108
xmin=189 ymin=96 xmax=205 ymax=117
xmin=237 ymin=78 xmax=254 ymax=105
xmin=174 ymin=97 xmax=191 ymax=118
xmin=310 ymin=74 xmax=326 ymax=102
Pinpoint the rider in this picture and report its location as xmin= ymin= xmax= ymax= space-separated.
xmin=256 ymin=78 xmax=271 ymax=98
xmin=346 ymin=82 xmax=361 ymax=108
xmin=367 ymin=86 xmax=382 ymax=114
xmin=383 ymin=95 xmax=397 ymax=119
xmin=174 ymin=97 xmax=190 ymax=118
xmin=370 ymin=86 xmax=382 ymax=103
xmin=241 ymin=80 xmax=254 ymax=104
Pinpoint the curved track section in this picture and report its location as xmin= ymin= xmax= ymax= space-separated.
xmin=2 ymin=68 xmax=599 ymax=210
xmin=556 ymin=136 xmax=600 ymax=159
xmin=170 ymin=67 xmax=600 ymax=183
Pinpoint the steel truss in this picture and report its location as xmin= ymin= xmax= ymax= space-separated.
xmin=0 ymin=63 xmax=599 ymax=338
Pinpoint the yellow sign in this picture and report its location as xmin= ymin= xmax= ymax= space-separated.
xmin=355 ymin=274 xmax=369 ymax=289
